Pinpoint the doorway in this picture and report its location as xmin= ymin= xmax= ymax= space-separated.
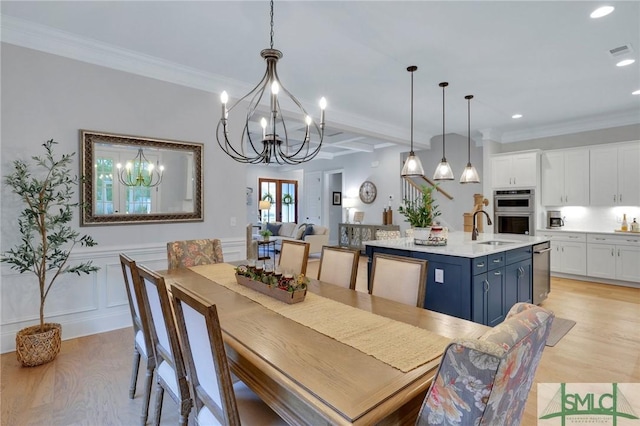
xmin=323 ymin=169 xmax=343 ymax=246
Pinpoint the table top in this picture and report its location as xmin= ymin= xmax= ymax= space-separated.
xmin=160 ymin=266 xmax=488 ymax=425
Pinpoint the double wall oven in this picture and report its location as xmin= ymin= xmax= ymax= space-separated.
xmin=494 ymin=189 xmax=535 ymax=236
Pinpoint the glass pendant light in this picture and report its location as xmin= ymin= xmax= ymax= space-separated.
xmin=460 ymin=95 xmax=480 ymax=183
xmin=401 ymin=66 xmax=425 ymax=177
xmin=433 ymin=82 xmax=454 ymax=180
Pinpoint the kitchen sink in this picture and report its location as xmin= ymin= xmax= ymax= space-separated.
xmin=476 ymin=240 xmax=516 ymax=246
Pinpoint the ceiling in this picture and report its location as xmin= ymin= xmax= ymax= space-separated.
xmin=2 ymin=1 xmax=639 ymax=158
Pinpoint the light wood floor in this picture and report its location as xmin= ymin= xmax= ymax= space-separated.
xmin=2 ymin=257 xmax=639 ymax=425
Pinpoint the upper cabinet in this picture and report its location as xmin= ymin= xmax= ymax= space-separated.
xmin=541 ymin=149 xmax=589 ymax=206
xmin=590 ymin=143 xmax=640 ymax=207
xmin=491 ymin=151 xmax=538 ymax=188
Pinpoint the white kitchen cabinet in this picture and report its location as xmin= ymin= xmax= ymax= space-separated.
xmin=491 ymin=151 xmax=538 ymax=188
xmin=538 ymin=231 xmax=586 ymax=275
xmin=541 ymin=149 xmax=589 ymax=206
xmin=587 ymin=234 xmax=640 ymax=282
xmin=590 ymin=143 xmax=640 ymax=206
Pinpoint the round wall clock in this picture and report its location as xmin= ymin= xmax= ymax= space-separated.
xmin=359 ymin=180 xmax=377 ymax=204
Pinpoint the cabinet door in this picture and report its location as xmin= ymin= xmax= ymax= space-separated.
xmin=586 ymin=244 xmax=615 ymax=279
xmin=550 ymin=241 xmax=562 ymax=272
xmin=512 ymin=152 xmax=537 ymax=187
xmin=486 ymin=268 xmax=506 ymax=327
xmin=618 ymin=144 xmax=640 ymax=206
xmin=542 ymin=151 xmax=564 ymax=206
xmin=564 ymin=150 xmax=589 ymax=205
xmin=472 ymin=274 xmax=488 ymax=324
xmin=561 ymin=242 xmax=587 ymax=275
xmin=517 ymin=259 xmax=532 ymax=304
xmin=590 ymin=147 xmax=618 ymax=206
xmin=616 ymin=245 xmax=640 ymax=282
xmin=492 ymin=156 xmax=513 ymax=188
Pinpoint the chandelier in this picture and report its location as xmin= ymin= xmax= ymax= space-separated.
xmin=116 ymin=148 xmax=164 ymax=188
xmin=217 ymin=0 xmax=326 ymax=165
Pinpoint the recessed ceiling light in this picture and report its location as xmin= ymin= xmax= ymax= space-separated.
xmin=590 ymin=6 xmax=614 ymax=18
xmin=616 ymin=59 xmax=636 ymax=67
xmin=512 ymin=114 xmax=523 ymax=119
xmin=633 ymin=90 xmax=640 ymax=95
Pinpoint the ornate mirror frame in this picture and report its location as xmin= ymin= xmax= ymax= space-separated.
xmin=81 ymin=130 xmax=204 ymax=225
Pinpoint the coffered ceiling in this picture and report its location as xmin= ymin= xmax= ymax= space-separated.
xmin=2 ymin=1 xmax=639 ymax=158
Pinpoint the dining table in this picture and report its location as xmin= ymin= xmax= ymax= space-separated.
xmin=159 ymin=263 xmax=489 ymax=426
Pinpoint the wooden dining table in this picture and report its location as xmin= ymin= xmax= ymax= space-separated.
xmin=159 ymin=265 xmax=488 ymax=426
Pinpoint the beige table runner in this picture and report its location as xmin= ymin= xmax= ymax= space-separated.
xmin=190 ymin=263 xmax=450 ymax=372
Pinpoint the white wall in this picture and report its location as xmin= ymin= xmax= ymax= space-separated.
xmin=0 ymin=44 xmax=248 ymax=352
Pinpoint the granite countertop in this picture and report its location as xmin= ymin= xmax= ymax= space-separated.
xmin=364 ymin=232 xmax=550 ymax=258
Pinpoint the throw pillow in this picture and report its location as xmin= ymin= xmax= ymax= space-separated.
xmin=303 ymin=224 xmax=314 ymax=238
xmin=266 ymin=223 xmax=281 ymax=236
xmin=295 ymin=223 xmax=307 ymax=240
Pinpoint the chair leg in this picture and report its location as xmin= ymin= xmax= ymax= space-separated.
xmin=140 ymin=362 xmax=154 ymax=426
xmin=152 ymin=382 xmax=164 ymax=426
xmin=129 ymin=346 xmax=141 ymax=399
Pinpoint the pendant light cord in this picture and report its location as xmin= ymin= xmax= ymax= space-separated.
xmin=410 ymin=68 xmax=414 ymax=152
xmin=440 ymin=82 xmax=448 ymax=160
xmin=467 ymin=97 xmax=471 ymax=163
xmin=269 ymin=0 xmax=275 ymax=49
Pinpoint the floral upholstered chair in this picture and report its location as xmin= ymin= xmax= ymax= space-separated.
xmin=416 ymin=302 xmax=554 ymax=426
xmin=167 ymin=239 xmax=224 ymax=270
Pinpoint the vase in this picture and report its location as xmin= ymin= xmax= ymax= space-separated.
xmin=15 ymin=323 xmax=62 ymax=367
xmin=413 ymin=227 xmax=432 ymax=245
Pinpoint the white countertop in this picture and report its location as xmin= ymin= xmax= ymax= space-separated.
xmin=364 ymin=232 xmax=550 ymax=258
xmin=537 ymin=228 xmax=640 ymax=236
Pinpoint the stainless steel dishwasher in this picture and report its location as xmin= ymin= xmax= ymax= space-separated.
xmin=533 ymin=241 xmax=552 ymax=304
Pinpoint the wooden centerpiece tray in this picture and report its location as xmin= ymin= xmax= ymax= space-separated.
xmin=235 ymin=273 xmax=306 ymax=304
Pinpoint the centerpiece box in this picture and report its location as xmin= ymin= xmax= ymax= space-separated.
xmin=235 ymin=266 xmax=307 ymax=304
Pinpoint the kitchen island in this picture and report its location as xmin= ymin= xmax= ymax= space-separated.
xmin=365 ymin=232 xmax=551 ymax=326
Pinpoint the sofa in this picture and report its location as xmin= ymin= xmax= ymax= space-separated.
xmin=264 ymin=222 xmax=329 ymax=255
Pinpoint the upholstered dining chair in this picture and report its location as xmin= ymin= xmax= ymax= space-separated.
xmin=317 ymin=246 xmax=360 ymax=290
xmin=416 ymin=302 xmax=554 ymax=426
xmin=134 ymin=264 xmax=192 ymax=426
xmin=119 ymin=254 xmax=156 ymax=426
xmin=278 ymin=239 xmax=310 ymax=276
xmin=370 ymin=253 xmax=428 ymax=308
xmin=167 ymin=238 xmax=224 ymax=269
xmin=170 ymin=284 xmax=287 ymax=426
xmin=246 ymin=223 xmax=258 ymax=260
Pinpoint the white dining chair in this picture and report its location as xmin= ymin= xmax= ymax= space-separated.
xmin=278 ymin=239 xmax=310 ymax=276
xmin=135 ymin=264 xmax=192 ymax=426
xmin=370 ymin=253 xmax=428 ymax=308
xmin=317 ymin=246 xmax=360 ymax=290
xmin=171 ymin=284 xmax=287 ymax=426
xmin=119 ymin=254 xmax=155 ymax=426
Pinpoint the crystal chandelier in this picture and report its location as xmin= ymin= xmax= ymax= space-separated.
xmin=116 ymin=148 xmax=164 ymax=188
xmin=217 ymin=0 xmax=326 ymax=165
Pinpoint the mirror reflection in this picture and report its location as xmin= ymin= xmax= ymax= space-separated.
xmin=81 ymin=130 xmax=203 ymax=225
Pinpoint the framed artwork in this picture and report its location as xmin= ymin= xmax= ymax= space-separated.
xmin=332 ymin=191 xmax=342 ymax=206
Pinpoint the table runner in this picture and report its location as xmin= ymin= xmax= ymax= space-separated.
xmin=190 ymin=263 xmax=450 ymax=372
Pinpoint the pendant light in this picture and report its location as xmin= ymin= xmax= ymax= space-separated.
xmin=433 ymin=82 xmax=454 ymax=180
xmin=401 ymin=66 xmax=425 ymax=177
xmin=460 ymin=95 xmax=480 ymax=184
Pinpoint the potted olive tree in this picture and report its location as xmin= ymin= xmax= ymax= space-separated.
xmin=1 ymin=139 xmax=99 ymax=366
xmin=397 ymin=185 xmax=441 ymax=245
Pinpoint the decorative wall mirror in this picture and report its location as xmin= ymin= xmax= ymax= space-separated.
xmin=81 ymin=130 xmax=203 ymax=225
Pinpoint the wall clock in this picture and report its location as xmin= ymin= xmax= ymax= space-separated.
xmin=359 ymin=180 xmax=377 ymax=204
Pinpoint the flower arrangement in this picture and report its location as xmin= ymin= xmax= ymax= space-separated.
xmin=235 ymin=264 xmax=308 ymax=293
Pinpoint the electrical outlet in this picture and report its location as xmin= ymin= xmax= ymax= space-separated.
xmin=230 ymin=216 xmax=236 ymax=226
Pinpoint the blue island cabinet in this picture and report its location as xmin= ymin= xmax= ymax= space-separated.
xmin=365 ymin=244 xmax=534 ymax=326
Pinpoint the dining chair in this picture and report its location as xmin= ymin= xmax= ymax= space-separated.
xmin=119 ymin=254 xmax=156 ymax=426
xmin=167 ymin=238 xmax=224 ymax=269
xmin=134 ymin=264 xmax=192 ymax=426
xmin=246 ymin=223 xmax=258 ymax=260
xmin=370 ymin=253 xmax=428 ymax=308
xmin=170 ymin=284 xmax=287 ymax=426
xmin=278 ymin=239 xmax=310 ymax=276
xmin=416 ymin=302 xmax=554 ymax=426
xmin=317 ymin=246 xmax=360 ymax=290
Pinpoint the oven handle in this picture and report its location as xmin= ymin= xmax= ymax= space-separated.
xmin=534 ymin=248 xmax=552 ymax=254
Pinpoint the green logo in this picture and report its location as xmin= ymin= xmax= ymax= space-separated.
xmin=539 ymin=383 xmax=639 ymax=425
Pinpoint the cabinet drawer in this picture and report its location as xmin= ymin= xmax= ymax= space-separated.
xmin=472 ymin=256 xmax=488 ymax=275
xmin=588 ymin=233 xmax=640 ymax=246
xmin=488 ymin=252 xmax=505 ymax=270
xmin=506 ymin=246 xmax=533 ymax=264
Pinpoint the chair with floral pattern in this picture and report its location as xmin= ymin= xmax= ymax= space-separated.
xmin=416 ymin=302 xmax=554 ymax=426
xmin=167 ymin=239 xmax=224 ymax=270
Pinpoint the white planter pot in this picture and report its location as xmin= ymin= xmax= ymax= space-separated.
xmin=413 ymin=227 xmax=432 ymax=245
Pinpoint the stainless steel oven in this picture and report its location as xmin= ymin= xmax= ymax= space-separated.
xmin=494 ymin=189 xmax=535 ymax=235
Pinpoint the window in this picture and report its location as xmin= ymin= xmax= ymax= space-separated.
xmin=259 ymin=178 xmax=298 ymax=223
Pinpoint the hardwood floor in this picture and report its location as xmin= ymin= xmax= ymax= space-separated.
xmin=2 ymin=258 xmax=639 ymax=425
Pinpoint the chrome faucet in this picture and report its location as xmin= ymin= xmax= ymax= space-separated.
xmin=472 ymin=210 xmax=493 ymax=240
